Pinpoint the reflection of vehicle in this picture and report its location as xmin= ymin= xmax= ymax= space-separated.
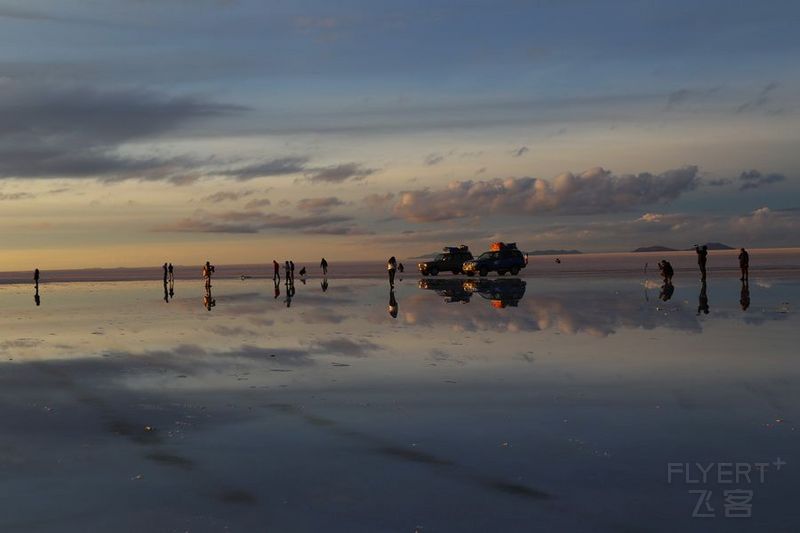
xmin=418 ymin=279 xmax=472 ymax=303
xmin=418 ymin=245 xmax=473 ymax=276
xmin=464 ymin=278 xmax=527 ymax=308
xmin=462 ymin=242 xmax=528 ymax=277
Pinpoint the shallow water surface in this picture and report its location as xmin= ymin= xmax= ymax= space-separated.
xmin=0 ymin=275 xmax=797 ymax=532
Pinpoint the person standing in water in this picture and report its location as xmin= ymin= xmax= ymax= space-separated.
xmin=34 ymin=268 xmax=41 ymax=306
xmin=694 ymin=245 xmax=708 ymax=281
xmin=738 ymin=248 xmax=750 ymax=282
xmin=168 ymin=263 xmax=174 ymax=283
xmin=320 ymin=257 xmax=328 ymax=276
xmin=387 ymin=256 xmax=397 ymax=287
xmin=203 ymin=261 xmax=214 ymax=289
xmin=273 ymin=260 xmax=280 ymax=282
xmin=163 ymin=263 xmax=169 ymax=283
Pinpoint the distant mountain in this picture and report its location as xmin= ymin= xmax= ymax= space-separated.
xmin=633 ymin=242 xmax=735 ymax=253
xmin=527 ymin=249 xmax=582 ymax=256
xmin=632 ymin=245 xmax=678 ymax=253
xmin=700 ymin=242 xmax=735 ymax=250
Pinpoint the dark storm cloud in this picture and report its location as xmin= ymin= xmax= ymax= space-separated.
xmin=0 ymin=78 xmax=244 ymax=181
xmin=393 ymin=166 xmax=700 ymax=222
xmin=153 ymin=211 xmax=352 ymax=234
xmin=738 ymin=169 xmax=786 ymax=191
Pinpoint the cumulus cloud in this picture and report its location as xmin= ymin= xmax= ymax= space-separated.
xmin=296 ymin=196 xmax=345 ymax=214
xmin=154 ymin=211 xmax=352 ymax=234
xmin=392 ymin=166 xmax=700 ymax=222
xmin=738 ymin=169 xmax=785 ymax=191
xmin=201 ymin=190 xmax=255 ymax=203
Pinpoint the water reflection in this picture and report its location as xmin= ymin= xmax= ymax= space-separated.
xmin=697 ymin=281 xmax=710 ymax=315
xmin=388 ymin=288 xmax=398 ymax=318
xmin=204 ymin=285 xmax=216 ymax=311
xmin=740 ymin=280 xmax=750 ymax=310
xmin=418 ymin=278 xmax=526 ymax=308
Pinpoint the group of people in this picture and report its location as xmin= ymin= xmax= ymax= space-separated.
xmin=386 ymin=256 xmax=405 ymax=287
xmin=654 ymin=246 xmax=751 ymax=311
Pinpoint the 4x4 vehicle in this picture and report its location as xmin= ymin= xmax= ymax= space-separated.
xmin=463 ymin=278 xmax=526 ymax=308
xmin=418 ymin=279 xmax=472 ymax=303
xmin=462 ymin=242 xmax=528 ymax=277
xmin=418 ymin=245 xmax=473 ymax=276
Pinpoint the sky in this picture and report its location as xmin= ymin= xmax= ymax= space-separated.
xmin=1 ymin=0 xmax=799 ymax=270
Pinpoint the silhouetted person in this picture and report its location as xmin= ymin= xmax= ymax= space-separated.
xmin=284 ymin=261 xmax=291 ymax=280
xmin=320 ymin=257 xmax=328 ymax=276
xmin=398 ymin=262 xmax=404 ymax=273
xmin=163 ymin=262 xmax=169 ymax=283
xmin=388 ymin=288 xmax=398 ymax=318
xmin=740 ymin=279 xmax=750 ymax=311
xmin=289 ymin=261 xmax=295 ymax=280
xmin=739 ymin=248 xmax=750 ymax=282
xmin=299 ymin=266 xmax=306 ymax=277
xmin=273 ymin=260 xmax=280 ymax=282
xmin=168 ymin=263 xmax=174 ymax=282
xmin=321 ymin=276 xmax=329 ymax=292
xmin=555 ymin=258 xmax=561 ymax=264
xmin=34 ymin=268 xmax=40 ymax=289
xmin=203 ymin=261 xmax=215 ymax=289
xmin=34 ymin=272 xmax=41 ymax=306
xmin=694 ymin=245 xmax=708 ymax=281
xmin=387 ymin=256 xmax=397 ymax=287
xmin=658 ymin=259 xmax=674 ymax=283
xmin=697 ymin=281 xmax=709 ymax=315
xmin=659 ymin=281 xmax=674 ymax=302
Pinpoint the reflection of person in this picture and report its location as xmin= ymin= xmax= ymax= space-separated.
xmin=163 ymin=281 xmax=169 ymax=303
xmin=659 ymin=281 xmax=674 ymax=302
xmin=321 ymin=276 xmax=329 ymax=292
xmin=387 ymin=256 xmax=397 ymax=287
xmin=697 ymin=281 xmax=709 ymax=315
xmin=274 ymin=279 xmax=280 ymax=299
xmin=738 ymin=248 xmax=750 ymax=282
xmin=388 ymin=288 xmax=398 ymax=318
xmin=694 ymin=245 xmax=708 ymax=281
xmin=658 ymin=260 xmax=674 ymax=283
xmin=203 ymin=286 xmax=216 ymax=311
xmin=320 ymin=257 xmax=328 ymax=276
xmin=740 ymin=280 xmax=750 ymax=311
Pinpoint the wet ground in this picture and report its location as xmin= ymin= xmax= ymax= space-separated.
xmin=0 ymin=274 xmax=797 ymax=532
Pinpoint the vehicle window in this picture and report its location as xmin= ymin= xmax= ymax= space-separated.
xmin=478 ymin=252 xmax=498 ymax=260
xmin=434 ymin=254 xmax=444 ymax=261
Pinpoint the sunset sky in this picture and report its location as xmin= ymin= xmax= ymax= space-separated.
xmin=1 ymin=0 xmax=798 ymax=270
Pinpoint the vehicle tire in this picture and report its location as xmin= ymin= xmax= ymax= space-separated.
xmin=479 ymin=268 xmax=488 ymax=277
xmin=452 ymin=270 xmax=459 ymax=275
xmin=429 ymin=268 xmax=438 ymax=276
xmin=510 ymin=267 xmax=520 ymax=275
xmin=420 ymin=269 xmax=428 ymax=276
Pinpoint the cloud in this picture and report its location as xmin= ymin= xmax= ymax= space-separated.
xmin=0 ymin=78 xmax=243 ymax=181
xmin=154 ymin=211 xmax=352 ymax=234
xmin=512 ymin=146 xmax=529 ymax=157
xmin=0 ymin=192 xmax=35 ymax=201
xmin=301 ymin=225 xmax=375 ymax=235
xmin=393 ymin=166 xmax=700 ymax=222
xmin=201 ymin=190 xmax=255 ymax=203
xmin=219 ymin=157 xmax=309 ymax=181
xmin=243 ymin=198 xmax=272 ymax=209
xmin=736 ymin=82 xmax=779 ymax=113
xmin=304 ymin=163 xmax=375 ymax=183
xmin=738 ymin=169 xmax=786 ymax=191
xmin=424 ymin=153 xmax=444 ymax=166
xmin=362 ymin=192 xmax=395 ymax=209
xmin=296 ymin=196 xmax=345 ymax=214
xmin=664 ymin=87 xmax=720 ymax=110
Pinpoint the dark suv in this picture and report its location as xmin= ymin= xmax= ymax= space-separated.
xmin=418 ymin=246 xmax=473 ymax=276
xmin=462 ymin=242 xmax=527 ymax=276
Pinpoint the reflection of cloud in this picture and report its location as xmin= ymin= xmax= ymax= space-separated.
xmin=308 ymin=337 xmax=381 ymax=357
xmin=393 ymin=166 xmax=699 ymax=222
xmin=304 ymin=163 xmax=375 ymax=183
